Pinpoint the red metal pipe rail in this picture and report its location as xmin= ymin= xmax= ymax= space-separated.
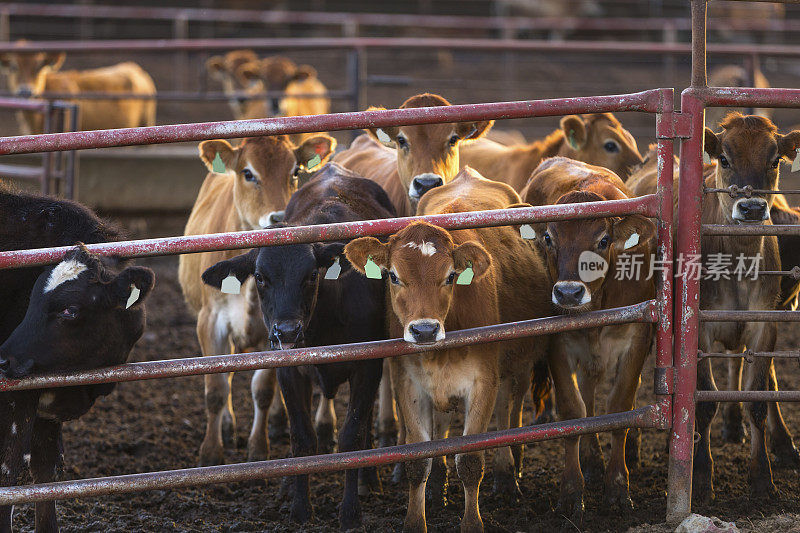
xmin=0 ymin=301 xmax=656 ymax=392
xmin=0 ymin=404 xmax=665 ymax=506
xmin=0 ymin=90 xmax=669 ymax=155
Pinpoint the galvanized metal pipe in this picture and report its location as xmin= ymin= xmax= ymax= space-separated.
xmin=0 ymin=405 xmax=664 ymax=506
xmin=0 ymin=195 xmax=658 ymax=269
xmin=0 ymin=301 xmax=656 ymax=392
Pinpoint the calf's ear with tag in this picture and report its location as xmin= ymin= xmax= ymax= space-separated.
xmin=344 ymin=237 xmax=388 ymax=278
xmin=202 ymin=250 xmax=258 ymax=294
xmin=113 ymin=266 xmax=155 ymax=309
xmin=612 ymin=214 xmax=656 ymax=254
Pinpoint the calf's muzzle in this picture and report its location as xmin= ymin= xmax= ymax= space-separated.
xmin=733 ymin=197 xmax=769 ymax=223
xmin=552 ymin=281 xmax=589 ymax=308
xmin=409 ymin=173 xmax=444 ymax=200
xmin=270 ymin=320 xmax=304 ymax=349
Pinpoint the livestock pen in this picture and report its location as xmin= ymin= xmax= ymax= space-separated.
xmin=0 ymin=0 xmax=800 ymax=530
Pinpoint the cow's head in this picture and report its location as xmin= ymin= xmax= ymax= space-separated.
xmin=559 ymin=113 xmax=643 ymax=180
xmin=198 ymin=134 xmax=335 ymax=229
xmin=206 ymin=49 xmax=260 ymax=93
xmin=704 ymin=113 xmax=800 ymax=224
xmin=0 ymin=44 xmax=66 ymax=98
xmin=0 ymin=247 xmax=154 ymax=379
xmin=202 ymin=238 xmax=345 ymax=350
xmin=237 ymin=56 xmax=316 ymax=116
xmin=365 ymin=93 xmax=493 ymax=212
xmin=532 ymin=191 xmax=654 ymax=312
xmin=345 ymin=222 xmax=491 ymax=344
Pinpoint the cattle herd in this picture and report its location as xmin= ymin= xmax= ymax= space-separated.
xmin=1 ymin=46 xmax=800 ymax=533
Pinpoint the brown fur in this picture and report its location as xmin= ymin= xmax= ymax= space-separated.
xmin=461 ymin=113 xmax=643 ymax=192
xmin=523 ymin=157 xmax=656 ymax=518
xmin=334 ymin=93 xmax=493 ymax=216
xmin=178 ymin=134 xmax=335 ymax=466
xmin=0 ymin=44 xmax=156 ymax=133
xmin=206 ymin=49 xmax=268 ymax=120
xmin=706 ymin=65 xmax=772 ymax=129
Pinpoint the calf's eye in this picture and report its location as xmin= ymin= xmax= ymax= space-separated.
xmin=718 ymin=155 xmax=730 ymax=168
xmin=543 ymin=232 xmax=552 ymax=246
xmin=242 ymin=169 xmax=257 ymax=182
xmin=59 ymin=306 xmax=78 ymax=320
xmin=445 ymin=272 xmax=456 ymax=285
xmin=389 ymin=271 xmax=400 ymax=285
xmin=254 ymin=273 xmax=266 ymax=287
xmin=603 ymin=141 xmax=620 ymax=153
xmin=598 ymin=235 xmax=611 ymax=250
xmin=449 ymin=135 xmax=460 ymax=147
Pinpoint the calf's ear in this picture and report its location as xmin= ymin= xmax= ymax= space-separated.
xmin=344 ymin=237 xmax=387 ymax=275
xmin=363 ymin=107 xmax=399 ymax=147
xmin=314 ymin=242 xmax=345 ymax=269
xmin=295 ymin=134 xmax=337 ymax=171
xmin=202 ymin=250 xmax=257 ymax=291
xmin=113 ymin=266 xmax=155 ymax=310
xmin=704 ymin=127 xmax=722 ymax=158
xmin=452 ymin=241 xmax=492 ymax=281
xmin=560 ymin=115 xmax=587 ymax=150
xmin=198 ymin=139 xmax=236 ymax=173
xmin=43 ymin=52 xmax=65 ymax=72
xmin=778 ymin=130 xmax=800 ymax=160
xmin=292 ymin=65 xmax=317 ymax=82
xmin=456 ymin=119 xmax=494 ymax=142
xmin=612 ymin=214 xmax=656 ymax=254
xmin=206 ymin=56 xmax=225 ymax=77
xmin=235 ymin=61 xmax=263 ymax=85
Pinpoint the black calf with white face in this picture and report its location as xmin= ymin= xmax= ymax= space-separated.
xmin=202 ymin=239 xmax=343 ymax=351
xmin=0 ymin=247 xmax=155 ymax=379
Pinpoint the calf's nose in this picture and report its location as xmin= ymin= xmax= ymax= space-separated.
xmin=16 ymin=87 xmax=32 ymax=98
xmin=270 ymin=320 xmax=304 ymax=345
xmin=0 ymin=358 xmax=9 ymax=376
xmin=410 ymin=174 xmax=444 ymax=199
xmin=408 ymin=321 xmax=441 ymax=344
xmin=734 ymin=198 xmax=769 ymax=222
xmin=552 ymin=281 xmax=587 ymax=307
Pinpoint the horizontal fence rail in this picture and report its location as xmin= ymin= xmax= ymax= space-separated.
xmin=0 ymin=301 xmax=656 ymax=391
xmin=0 ymin=404 xmax=666 ymax=506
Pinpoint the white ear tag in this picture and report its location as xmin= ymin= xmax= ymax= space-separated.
xmin=703 ymin=152 xmax=711 ymax=164
xmin=792 ymin=148 xmax=800 ymax=172
xmin=376 ymin=128 xmax=391 ymax=144
xmin=324 ymin=256 xmax=341 ymax=280
xmin=520 ymin=224 xmax=536 ymax=240
xmin=125 ymin=284 xmax=140 ymax=309
xmin=221 ymin=274 xmax=241 ymax=295
xmin=623 ymin=233 xmax=640 ymax=250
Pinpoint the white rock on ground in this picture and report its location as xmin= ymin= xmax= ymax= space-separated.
xmin=675 ymin=514 xmax=738 ymax=533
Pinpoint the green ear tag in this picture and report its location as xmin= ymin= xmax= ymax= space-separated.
xmin=567 ymin=129 xmax=578 ymax=150
xmin=307 ymin=154 xmax=322 ymax=170
xmin=365 ymin=256 xmax=382 ymax=279
xmin=212 ymin=152 xmax=226 ymax=173
xmin=792 ymin=148 xmax=800 ymax=172
xmin=456 ymin=261 xmax=474 ymax=285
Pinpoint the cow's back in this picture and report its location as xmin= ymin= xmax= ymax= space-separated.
xmin=460 ymin=138 xmax=544 ymax=192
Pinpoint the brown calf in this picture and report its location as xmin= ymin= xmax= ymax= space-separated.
xmin=0 ymin=45 xmax=156 ymax=133
xmin=346 ymin=219 xmax=499 ymax=533
xmin=461 ymin=113 xmax=643 ymax=192
xmin=522 ymin=157 xmax=656 ymax=522
xmin=178 ymin=134 xmax=335 ymax=466
xmin=334 ymin=93 xmax=493 ymax=217
xmin=206 ymin=49 xmax=268 ymax=120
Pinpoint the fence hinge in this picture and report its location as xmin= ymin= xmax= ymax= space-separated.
xmin=654 ymin=366 xmax=674 ymax=395
xmin=656 ymin=111 xmax=693 ymax=140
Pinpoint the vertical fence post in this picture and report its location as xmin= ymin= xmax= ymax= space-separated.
xmin=0 ymin=8 xmax=10 ymax=42
xmin=40 ymin=102 xmax=53 ymax=196
xmin=173 ymin=13 xmax=190 ymax=93
xmin=666 ymin=0 xmax=707 ymax=524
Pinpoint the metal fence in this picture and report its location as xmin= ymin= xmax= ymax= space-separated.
xmin=0 ymin=0 xmax=798 ymax=525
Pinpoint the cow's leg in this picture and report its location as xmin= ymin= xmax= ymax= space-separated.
xmin=766 ymin=360 xmax=800 ymax=468
xmin=248 ymin=368 xmax=276 ymax=461
xmin=457 ymin=364 xmax=498 ymax=533
xmin=197 ymin=309 xmax=234 ymax=466
xmin=30 ymin=418 xmax=63 ymax=533
xmin=577 ymin=367 xmax=604 ymax=485
xmin=549 ymin=349 xmax=586 ymax=525
xmin=267 ymin=381 xmax=289 ymax=442
xmin=509 ymin=355 xmax=532 ymax=480
xmin=426 ymin=411 xmax=450 ymax=509
xmin=394 ymin=362 xmax=432 ymax=533
xmin=743 ymin=322 xmax=778 ymax=498
xmin=377 ymin=359 xmax=398 ymax=448
xmin=602 ymin=327 xmax=650 ymax=513
xmin=0 ymin=395 xmax=37 ymax=533
xmin=391 ymin=362 xmax=408 ymax=485
xmin=358 ymin=409 xmax=382 ymax=496
xmin=338 ymin=363 xmax=382 ymax=531
xmin=693 ymin=350 xmax=719 ymax=504
xmin=491 ymin=369 xmax=516 ymax=496
xmin=532 ymin=359 xmax=556 ymax=424
xmin=314 ymin=394 xmax=337 ymax=455
xmin=277 ymin=366 xmax=316 ymax=524
xmin=722 ymin=355 xmax=746 ymax=444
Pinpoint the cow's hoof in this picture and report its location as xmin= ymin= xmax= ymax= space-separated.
xmin=339 ymin=501 xmax=362 ymax=532
xmin=721 ymin=420 xmax=746 ymax=444
xmin=290 ymin=499 xmax=313 ymax=524
xmin=581 ymin=454 xmax=605 ymax=487
xmin=358 ymin=467 xmax=382 ymax=496
xmin=557 ymin=492 xmax=584 ymax=528
xmin=247 ymin=435 xmax=269 ymax=462
xmin=198 ymin=441 xmax=225 ymax=467
xmin=459 ymin=515 xmax=484 ymax=533
xmin=771 ymin=440 xmax=800 ymax=469
xmin=601 ymin=489 xmax=634 ymax=514
xmin=316 ymin=423 xmax=337 ymax=455
xmin=221 ymin=411 xmax=237 ymax=449
xmin=378 ymin=431 xmax=397 ymax=448
xmin=492 ymin=470 xmax=522 ymax=502
xmin=391 ymin=463 xmax=406 ymax=485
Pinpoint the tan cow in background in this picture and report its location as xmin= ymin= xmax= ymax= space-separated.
xmin=460 ymin=113 xmax=643 ymax=192
xmin=0 ymin=46 xmax=156 ymax=134
xmin=706 ymin=65 xmax=772 ymax=129
xmin=206 ymin=49 xmax=268 ymax=120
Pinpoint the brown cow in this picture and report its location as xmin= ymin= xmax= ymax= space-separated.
xmin=0 ymin=45 xmax=156 ymax=134
xmin=178 ymin=133 xmax=335 ymax=466
xmin=334 ymin=93 xmax=494 ymax=217
xmin=206 ymin=49 xmax=268 ymax=120
xmin=461 ymin=113 xmax=643 ymax=192
xmin=346 ymin=219 xmax=500 ymax=533
xmin=522 ymin=157 xmax=656 ymax=521
xmin=706 ymin=65 xmax=771 ymax=130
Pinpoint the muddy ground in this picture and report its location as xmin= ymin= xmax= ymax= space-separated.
xmin=5 ymin=214 xmax=800 ymax=533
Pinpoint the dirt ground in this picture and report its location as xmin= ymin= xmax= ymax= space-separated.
xmin=4 ymin=214 xmax=800 ymax=533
